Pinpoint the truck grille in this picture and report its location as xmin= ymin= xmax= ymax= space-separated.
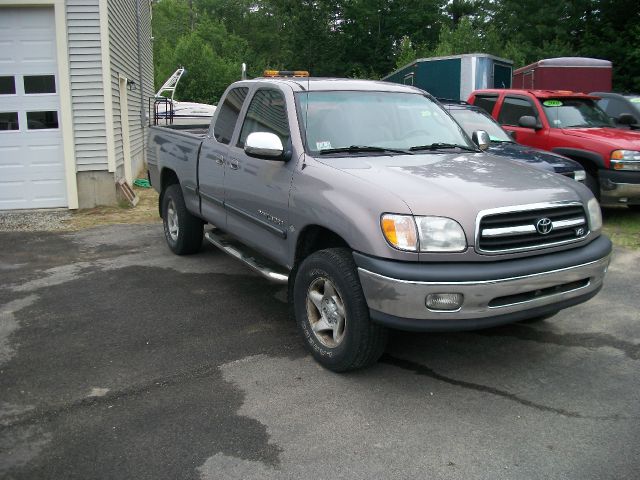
xmin=477 ymin=203 xmax=588 ymax=254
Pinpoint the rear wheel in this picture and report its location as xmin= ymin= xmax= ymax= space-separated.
xmin=293 ymin=248 xmax=388 ymax=372
xmin=161 ymin=184 xmax=203 ymax=255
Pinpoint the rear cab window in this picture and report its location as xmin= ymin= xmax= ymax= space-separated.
xmin=472 ymin=95 xmax=498 ymax=115
xmin=213 ymin=87 xmax=249 ymax=144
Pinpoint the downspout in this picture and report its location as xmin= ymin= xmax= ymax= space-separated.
xmin=134 ymin=0 xmax=146 ymax=167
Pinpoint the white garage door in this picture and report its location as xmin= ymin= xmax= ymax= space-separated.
xmin=0 ymin=7 xmax=67 ymax=209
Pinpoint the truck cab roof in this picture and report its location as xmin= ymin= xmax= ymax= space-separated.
xmin=472 ymin=89 xmax=600 ymax=100
xmin=232 ymin=77 xmax=423 ymax=94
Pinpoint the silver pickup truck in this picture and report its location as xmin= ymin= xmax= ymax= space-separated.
xmin=147 ymin=75 xmax=612 ymax=372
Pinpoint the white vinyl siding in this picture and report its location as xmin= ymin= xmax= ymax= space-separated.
xmin=108 ymin=0 xmax=154 ymax=178
xmin=66 ymin=0 xmax=109 ymax=172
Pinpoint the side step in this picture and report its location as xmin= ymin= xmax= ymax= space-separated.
xmin=204 ymin=229 xmax=289 ymax=284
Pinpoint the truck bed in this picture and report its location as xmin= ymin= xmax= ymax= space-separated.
xmin=150 ymin=124 xmax=209 ymax=138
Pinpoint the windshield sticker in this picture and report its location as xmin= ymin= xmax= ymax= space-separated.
xmin=630 ymin=98 xmax=640 ymax=103
xmin=316 ymin=141 xmax=332 ymax=150
xmin=543 ymin=100 xmax=563 ymax=107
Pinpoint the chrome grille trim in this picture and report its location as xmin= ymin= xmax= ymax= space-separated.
xmin=475 ymin=201 xmax=589 ymax=254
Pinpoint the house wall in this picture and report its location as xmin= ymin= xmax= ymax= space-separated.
xmin=107 ymin=0 xmax=154 ymax=182
xmin=66 ymin=0 xmax=117 ymax=207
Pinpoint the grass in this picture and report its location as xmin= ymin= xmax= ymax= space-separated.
xmin=602 ymin=207 xmax=640 ymax=249
xmin=63 ymin=185 xmax=160 ymax=230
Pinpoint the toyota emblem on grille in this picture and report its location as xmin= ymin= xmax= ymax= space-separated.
xmin=536 ymin=218 xmax=553 ymax=235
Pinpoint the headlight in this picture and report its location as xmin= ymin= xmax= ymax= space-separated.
xmin=611 ymin=150 xmax=640 ymax=170
xmin=587 ymin=198 xmax=602 ymax=232
xmin=381 ymin=214 xmax=418 ymax=251
xmin=381 ymin=214 xmax=467 ymax=252
xmin=415 ymin=216 xmax=467 ymax=252
xmin=573 ymin=170 xmax=586 ymax=182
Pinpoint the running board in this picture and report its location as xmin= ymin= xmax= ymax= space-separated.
xmin=204 ymin=230 xmax=289 ymax=284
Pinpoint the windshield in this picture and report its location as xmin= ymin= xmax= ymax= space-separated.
xmin=542 ymin=98 xmax=614 ymax=128
xmin=623 ymin=95 xmax=640 ymax=116
xmin=447 ymin=107 xmax=512 ymax=142
xmin=296 ymin=91 xmax=475 ymax=155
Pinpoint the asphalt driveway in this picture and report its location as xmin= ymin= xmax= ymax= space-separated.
xmin=0 ymin=224 xmax=638 ymax=479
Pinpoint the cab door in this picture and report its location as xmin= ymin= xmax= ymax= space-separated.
xmin=497 ymin=95 xmax=549 ymax=150
xmin=198 ymin=86 xmax=249 ymax=227
xmin=223 ymin=86 xmax=297 ymax=266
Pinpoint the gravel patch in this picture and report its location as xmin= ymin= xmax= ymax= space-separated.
xmin=0 ymin=209 xmax=72 ymax=232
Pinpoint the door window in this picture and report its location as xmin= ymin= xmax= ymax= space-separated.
xmin=238 ymin=89 xmax=290 ymax=148
xmin=213 ymin=87 xmax=248 ymax=144
xmin=498 ymin=96 xmax=537 ymax=126
xmin=473 ymin=95 xmax=498 ymax=115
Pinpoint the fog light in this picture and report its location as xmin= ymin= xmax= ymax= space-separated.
xmin=425 ymin=293 xmax=463 ymax=311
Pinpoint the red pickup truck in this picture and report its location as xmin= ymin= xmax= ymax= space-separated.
xmin=467 ymin=89 xmax=640 ymax=210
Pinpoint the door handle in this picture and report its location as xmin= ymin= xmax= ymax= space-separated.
xmin=229 ymin=158 xmax=240 ymax=170
xmin=213 ymin=153 xmax=224 ymax=166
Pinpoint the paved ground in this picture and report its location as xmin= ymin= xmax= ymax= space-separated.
xmin=0 ymin=223 xmax=638 ymax=480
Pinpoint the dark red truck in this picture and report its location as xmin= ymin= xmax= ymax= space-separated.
xmin=468 ymin=89 xmax=640 ymax=210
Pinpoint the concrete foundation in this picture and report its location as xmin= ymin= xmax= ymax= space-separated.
xmin=76 ymin=171 xmax=117 ymax=208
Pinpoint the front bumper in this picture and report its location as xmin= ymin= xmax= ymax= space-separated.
xmin=600 ymin=169 xmax=640 ymax=205
xmin=354 ymin=235 xmax=612 ymax=332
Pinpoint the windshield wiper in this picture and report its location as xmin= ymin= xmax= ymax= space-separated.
xmin=409 ymin=142 xmax=479 ymax=152
xmin=318 ymin=145 xmax=413 ymax=155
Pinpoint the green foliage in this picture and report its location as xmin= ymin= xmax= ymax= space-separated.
xmin=152 ymin=0 xmax=640 ymax=98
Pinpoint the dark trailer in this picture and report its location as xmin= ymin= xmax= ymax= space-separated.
xmin=382 ymin=53 xmax=513 ymax=101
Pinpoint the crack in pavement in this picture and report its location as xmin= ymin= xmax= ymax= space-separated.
xmin=475 ymin=325 xmax=640 ymax=360
xmin=0 ymin=362 xmax=221 ymax=431
xmin=380 ymin=354 xmax=632 ymax=421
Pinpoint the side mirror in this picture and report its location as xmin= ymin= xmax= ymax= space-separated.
xmin=471 ymin=130 xmax=490 ymax=151
xmin=617 ymin=113 xmax=636 ymax=126
xmin=244 ymin=132 xmax=285 ymax=160
xmin=518 ymin=115 xmax=540 ymax=129
xmin=507 ymin=130 xmax=517 ymax=141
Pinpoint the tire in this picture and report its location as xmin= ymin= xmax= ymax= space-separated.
xmin=520 ymin=311 xmax=558 ymax=324
xmin=584 ymin=171 xmax=600 ymax=200
xmin=293 ymin=248 xmax=388 ymax=372
xmin=161 ymin=184 xmax=203 ymax=255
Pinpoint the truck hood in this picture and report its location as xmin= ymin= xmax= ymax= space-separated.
xmin=487 ymin=142 xmax=581 ymax=174
xmin=560 ymin=127 xmax=640 ymax=149
xmin=316 ymin=152 xmax=585 ymax=224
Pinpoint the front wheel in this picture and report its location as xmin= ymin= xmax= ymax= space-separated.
xmin=161 ymin=184 xmax=203 ymax=255
xmin=293 ymin=248 xmax=388 ymax=372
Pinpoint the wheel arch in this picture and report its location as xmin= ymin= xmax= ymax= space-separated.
xmin=158 ymin=168 xmax=180 ymax=218
xmin=293 ymin=225 xmax=351 ymax=268
xmin=550 ymin=148 xmax=606 ymax=172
